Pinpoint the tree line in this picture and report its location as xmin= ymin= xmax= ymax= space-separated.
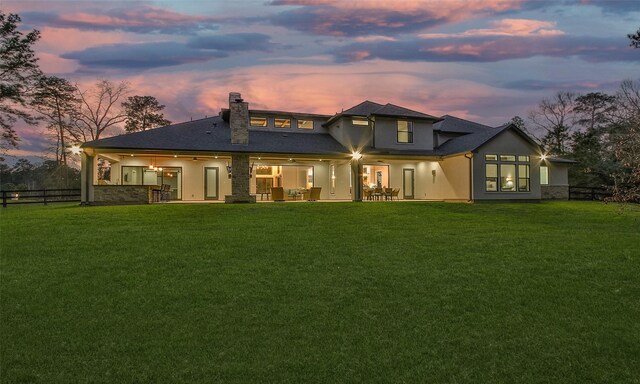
xmin=515 ymin=78 xmax=639 ymax=203
xmin=0 ymin=11 xmax=171 ymax=172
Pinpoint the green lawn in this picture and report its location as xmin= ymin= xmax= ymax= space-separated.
xmin=1 ymin=201 xmax=639 ymax=383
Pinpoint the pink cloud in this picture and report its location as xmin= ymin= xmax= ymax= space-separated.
xmin=269 ymin=0 xmax=528 ymax=36
xmin=419 ymin=18 xmax=565 ymax=38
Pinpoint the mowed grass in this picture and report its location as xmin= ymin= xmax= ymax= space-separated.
xmin=1 ymin=201 xmax=639 ymax=383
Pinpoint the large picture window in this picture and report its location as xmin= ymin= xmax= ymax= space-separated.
xmin=485 ymin=154 xmax=531 ymax=193
xmin=397 ymin=120 xmax=413 ymax=143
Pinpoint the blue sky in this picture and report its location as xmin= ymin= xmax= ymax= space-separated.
xmin=5 ymin=0 xmax=639 ymax=159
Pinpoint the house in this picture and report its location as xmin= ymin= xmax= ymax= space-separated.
xmin=79 ymin=92 xmax=572 ymax=204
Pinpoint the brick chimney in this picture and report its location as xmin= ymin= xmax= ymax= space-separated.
xmin=229 ymin=92 xmax=248 ymax=145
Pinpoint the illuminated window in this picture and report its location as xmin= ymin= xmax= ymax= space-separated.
xmin=298 ymin=120 xmax=313 ymax=129
xmin=500 ymin=164 xmax=516 ymax=191
xmin=500 ymin=155 xmax=516 ymax=162
xmin=274 ymin=118 xmax=291 ymax=128
xmin=486 ymin=164 xmax=498 ymax=192
xmin=352 ymin=118 xmax=368 ymax=126
xmin=485 ymin=154 xmax=530 ymax=192
xmin=518 ymin=164 xmax=530 ymax=192
xmin=540 ymin=165 xmax=549 ymax=185
xmin=397 ymin=120 xmax=413 ymax=143
xmin=250 ymin=117 xmax=267 ymax=127
xmin=330 ymin=164 xmax=336 ymax=194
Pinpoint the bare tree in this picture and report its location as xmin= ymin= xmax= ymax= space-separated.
xmin=528 ymin=91 xmax=576 ymax=155
xmin=73 ymin=80 xmax=129 ymax=141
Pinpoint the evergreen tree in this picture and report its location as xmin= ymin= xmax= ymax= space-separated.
xmin=122 ymin=95 xmax=171 ymax=133
xmin=0 ymin=12 xmax=42 ymax=158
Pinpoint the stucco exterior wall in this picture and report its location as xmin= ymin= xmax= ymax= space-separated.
xmin=473 ymin=130 xmax=542 ymax=201
xmin=109 ymin=157 xmax=233 ymax=201
xmin=546 ymin=161 xmax=570 ymax=186
xmin=374 ymin=117 xmax=434 ymax=151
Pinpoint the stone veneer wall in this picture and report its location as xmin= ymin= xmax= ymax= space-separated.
xmin=541 ymin=185 xmax=569 ymax=200
xmin=225 ymin=154 xmax=256 ymax=203
xmin=93 ymin=185 xmax=153 ymax=205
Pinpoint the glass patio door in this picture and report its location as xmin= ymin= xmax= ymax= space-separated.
xmin=403 ymin=168 xmax=414 ymax=199
xmin=204 ymin=167 xmax=219 ymax=200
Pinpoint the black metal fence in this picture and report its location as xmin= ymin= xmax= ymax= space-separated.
xmin=1 ymin=189 xmax=81 ymax=208
xmin=569 ymin=186 xmax=611 ymax=201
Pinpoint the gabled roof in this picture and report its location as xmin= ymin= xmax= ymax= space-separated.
xmin=325 ymin=100 xmax=441 ymax=126
xmin=432 ymin=116 xmax=542 ymax=156
xmin=341 ymin=100 xmax=385 ymax=116
xmin=82 ymin=116 xmax=349 ymax=156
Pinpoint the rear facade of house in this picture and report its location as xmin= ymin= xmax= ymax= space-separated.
xmin=80 ymin=92 xmax=571 ymax=204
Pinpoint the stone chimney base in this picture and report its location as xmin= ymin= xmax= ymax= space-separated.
xmin=224 ymin=153 xmax=256 ymax=203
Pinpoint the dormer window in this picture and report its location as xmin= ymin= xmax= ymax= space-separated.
xmin=250 ymin=116 xmax=267 ymax=127
xmin=274 ymin=118 xmax=291 ymax=128
xmin=397 ymin=120 xmax=413 ymax=143
xmin=298 ymin=120 xmax=314 ymax=129
xmin=352 ymin=118 xmax=369 ymax=126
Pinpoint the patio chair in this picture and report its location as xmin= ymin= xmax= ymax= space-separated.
xmin=384 ymin=188 xmax=393 ymax=200
xmin=391 ymin=188 xmax=400 ymax=200
xmin=271 ymin=187 xmax=285 ymax=201
xmin=160 ymin=184 xmax=171 ymax=202
xmin=308 ymin=187 xmax=321 ymax=201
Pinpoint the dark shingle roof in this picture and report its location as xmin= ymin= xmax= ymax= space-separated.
xmin=341 ymin=100 xmax=384 ymax=116
xmin=433 ymin=115 xmax=494 ymax=133
xmin=372 ymin=103 xmax=440 ymax=120
xmin=82 ymin=116 xmax=349 ymax=156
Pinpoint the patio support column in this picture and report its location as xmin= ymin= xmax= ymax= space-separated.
xmin=80 ymin=152 xmax=95 ymax=205
xmin=351 ymin=157 xmax=363 ymax=202
xmin=224 ymin=154 xmax=256 ymax=203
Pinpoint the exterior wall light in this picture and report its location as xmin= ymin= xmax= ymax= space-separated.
xmin=69 ymin=145 xmax=82 ymax=155
xmin=540 ymin=154 xmax=547 ymax=161
xmin=352 ymin=152 xmax=362 ymax=160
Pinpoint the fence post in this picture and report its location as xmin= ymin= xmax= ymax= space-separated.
xmin=43 ymin=189 xmax=47 ymax=205
xmin=2 ymin=191 xmax=6 ymax=208
xmin=591 ymin=188 xmax=595 ymax=201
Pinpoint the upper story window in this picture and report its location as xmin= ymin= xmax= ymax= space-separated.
xmin=397 ymin=120 xmax=413 ymax=143
xmin=274 ymin=118 xmax=291 ymax=128
xmin=352 ymin=118 xmax=369 ymax=126
xmin=250 ymin=116 xmax=267 ymax=127
xmin=298 ymin=120 xmax=314 ymax=129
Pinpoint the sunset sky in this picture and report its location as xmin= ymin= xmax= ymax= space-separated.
xmin=4 ymin=0 xmax=639 ymax=160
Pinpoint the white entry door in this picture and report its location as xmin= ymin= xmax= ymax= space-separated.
xmin=403 ymin=168 xmax=414 ymax=199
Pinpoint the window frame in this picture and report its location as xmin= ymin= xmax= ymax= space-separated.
xmin=540 ymin=165 xmax=549 ymax=185
xmin=352 ymin=118 xmax=369 ymax=126
xmin=274 ymin=118 xmax=291 ymax=128
xmin=250 ymin=116 xmax=268 ymax=127
xmin=397 ymin=120 xmax=414 ymax=144
xmin=297 ymin=119 xmax=314 ymax=130
xmin=484 ymin=154 xmax=531 ymax=193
